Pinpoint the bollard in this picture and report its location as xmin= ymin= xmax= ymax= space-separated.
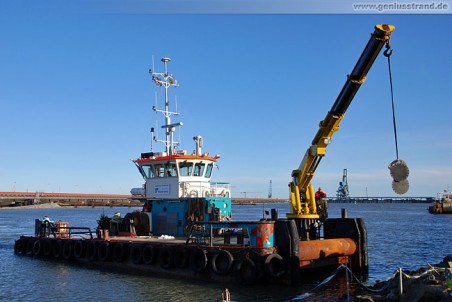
xmin=341 ymin=208 xmax=348 ymax=219
xmin=271 ymin=208 xmax=278 ymax=220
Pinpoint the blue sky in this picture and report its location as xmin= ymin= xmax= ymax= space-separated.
xmin=0 ymin=2 xmax=451 ymax=198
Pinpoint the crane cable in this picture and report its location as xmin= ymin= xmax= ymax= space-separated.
xmin=384 ymin=41 xmax=410 ymax=194
xmin=384 ymin=42 xmax=399 ymax=160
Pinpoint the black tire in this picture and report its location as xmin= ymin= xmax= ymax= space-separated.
xmin=63 ymin=240 xmax=74 ymax=260
xmin=113 ymin=242 xmax=129 ymax=262
xmin=20 ymin=238 xmax=29 ymax=255
xmin=159 ymin=245 xmax=174 ymax=269
xmin=189 ymin=248 xmax=208 ymax=273
xmin=32 ymin=239 xmax=43 ymax=257
xmin=235 ymin=258 xmax=257 ymax=285
xmin=14 ymin=238 xmax=24 ymax=255
xmin=86 ymin=241 xmax=97 ymax=261
xmin=174 ymin=246 xmax=190 ymax=269
xmin=52 ymin=240 xmax=63 ymax=259
xmin=143 ymin=244 xmax=159 ymax=265
xmin=131 ymin=244 xmax=143 ymax=264
xmin=73 ymin=240 xmax=85 ymax=259
xmin=97 ymin=241 xmax=111 ymax=262
xmin=211 ymin=250 xmax=234 ymax=275
xmin=43 ymin=239 xmax=53 ymax=257
xmin=26 ymin=238 xmax=35 ymax=256
xmin=264 ymin=253 xmax=285 ymax=278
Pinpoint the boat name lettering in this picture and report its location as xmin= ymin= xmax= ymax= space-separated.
xmin=154 ymin=184 xmax=170 ymax=195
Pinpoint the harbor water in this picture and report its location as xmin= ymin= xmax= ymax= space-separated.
xmin=1 ymin=203 xmax=451 ymax=301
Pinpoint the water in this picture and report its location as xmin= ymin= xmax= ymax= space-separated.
xmin=1 ymin=203 xmax=451 ymax=301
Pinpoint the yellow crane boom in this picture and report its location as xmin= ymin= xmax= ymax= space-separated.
xmin=288 ymin=24 xmax=395 ymax=219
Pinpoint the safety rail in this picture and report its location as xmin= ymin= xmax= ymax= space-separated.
xmin=35 ymin=219 xmax=94 ymax=239
xmin=185 ymin=220 xmax=275 ymax=248
xmin=186 ymin=221 xmax=248 ymax=246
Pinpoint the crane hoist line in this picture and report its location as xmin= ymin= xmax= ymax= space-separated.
xmin=287 ymin=24 xmax=395 ymax=221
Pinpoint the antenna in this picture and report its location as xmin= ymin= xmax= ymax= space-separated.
xmin=150 ymin=127 xmax=155 ymax=151
xmin=148 ymin=57 xmax=181 ymax=155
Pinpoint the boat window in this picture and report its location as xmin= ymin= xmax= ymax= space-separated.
xmin=141 ymin=165 xmax=154 ymax=179
xmin=154 ymin=164 xmax=166 ymax=178
xmin=165 ymin=163 xmax=178 ymax=177
xmin=205 ymin=163 xmax=214 ymax=178
xmin=193 ymin=163 xmax=206 ymax=177
xmin=179 ymin=162 xmax=193 ymax=176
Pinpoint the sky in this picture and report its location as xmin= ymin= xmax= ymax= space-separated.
xmin=0 ymin=1 xmax=451 ymax=198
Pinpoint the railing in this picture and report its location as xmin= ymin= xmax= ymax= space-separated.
xmin=180 ymin=181 xmax=231 ymax=198
xmin=186 ymin=221 xmax=249 ymax=246
xmin=35 ymin=220 xmax=94 ymax=239
xmin=186 ymin=220 xmax=275 ymax=248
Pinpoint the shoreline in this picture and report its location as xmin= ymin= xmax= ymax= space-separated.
xmin=0 ymin=203 xmax=141 ymax=210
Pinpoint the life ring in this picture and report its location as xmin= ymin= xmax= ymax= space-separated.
xmin=63 ymin=240 xmax=74 ymax=260
xmin=204 ymin=191 xmax=211 ymax=197
xmin=142 ymin=244 xmax=159 ymax=265
xmin=159 ymin=245 xmax=174 ymax=269
xmin=264 ymin=253 xmax=285 ymax=278
xmin=43 ymin=239 xmax=53 ymax=257
xmin=235 ymin=258 xmax=257 ymax=285
xmin=73 ymin=240 xmax=85 ymax=259
xmin=174 ymin=246 xmax=190 ymax=269
xmin=131 ymin=244 xmax=143 ymax=264
xmin=14 ymin=238 xmax=24 ymax=255
xmin=26 ymin=238 xmax=35 ymax=255
xmin=86 ymin=241 xmax=97 ymax=261
xmin=97 ymin=241 xmax=111 ymax=262
xmin=222 ymin=215 xmax=231 ymax=222
xmin=189 ymin=190 xmax=198 ymax=198
xmin=52 ymin=240 xmax=63 ymax=259
xmin=189 ymin=248 xmax=208 ymax=273
xmin=32 ymin=239 xmax=43 ymax=257
xmin=113 ymin=242 xmax=129 ymax=262
xmin=211 ymin=250 xmax=234 ymax=275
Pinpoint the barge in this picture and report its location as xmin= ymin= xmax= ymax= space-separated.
xmin=14 ymin=24 xmax=396 ymax=285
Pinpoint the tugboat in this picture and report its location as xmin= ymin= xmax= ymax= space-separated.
xmin=130 ymin=57 xmax=232 ymax=237
xmin=429 ymin=190 xmax=452 ymax=214
xmin=14 ymin=24 xmax=396 ymax=285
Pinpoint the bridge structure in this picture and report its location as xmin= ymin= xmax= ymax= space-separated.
xmin=0 ymin=191 xmax=141 ymax=208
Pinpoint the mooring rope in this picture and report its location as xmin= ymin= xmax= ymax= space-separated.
xmin=290 ymin=265 xmax=347 ymax=301
xmin=291 ymin=264 xmax=447 ymax=301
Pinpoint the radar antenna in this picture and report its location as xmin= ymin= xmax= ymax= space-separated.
xmin=149 ymin=57 xmax=182 ymax=155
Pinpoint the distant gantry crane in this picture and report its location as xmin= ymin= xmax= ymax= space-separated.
xmin=336 ymin=169 xmax=350 ymax=199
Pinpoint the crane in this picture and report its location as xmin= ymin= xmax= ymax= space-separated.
xmin=336 ymin=169 xmax=350 ymax=199
xmin=287 ymin=24 xmax=395 ymax=228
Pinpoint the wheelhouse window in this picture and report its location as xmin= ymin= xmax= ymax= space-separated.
xmin=179 ymin=162 xmax=193 ymax=176
xmin=193 ymin=163 xmax=206 ymax=177
xmin=165 ymin=163 xmax=177 ymax=177
xmin=205 ymin=163 xmax=214 ymax=178
xmin=141 ymin=165 xmax=154 ymax=179
xmin=154 ymin=164 xmax=166 ymax=178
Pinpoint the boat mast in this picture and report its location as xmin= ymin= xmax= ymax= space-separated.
xmin=149 ymin=57 xmax=182 ymax=155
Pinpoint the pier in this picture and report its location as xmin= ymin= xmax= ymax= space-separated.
xmin=0 ymin=192 xmax=141 ymax=208
xmin=329 ymin=197 xmax=434 ymax=203
xmin=0 ymin=192 xmax=435 ymax=208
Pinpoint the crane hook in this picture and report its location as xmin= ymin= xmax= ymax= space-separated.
xmin=384 ymin=41 xmax=393 ymax=57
